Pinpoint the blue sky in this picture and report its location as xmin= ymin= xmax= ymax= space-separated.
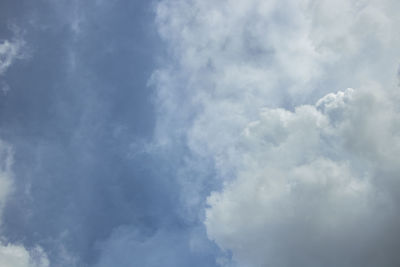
xmin=1 ymin=1 xmax=400 ymax=267
xmin=0 ymin=1 xmax=216 ymax=266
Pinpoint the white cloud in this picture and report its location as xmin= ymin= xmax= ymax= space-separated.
xmin=0 ymin=37 xmax=24 ymax=76
xmin=0 ymin=30 xmax=26 ymax=95
xmin=154 ymin=0 xmax=400 ymax=266
xmin=153 ymin=0 xmax=400 ymax=156
xmin=0 ymin=244 xmax=49 ymax=267
xmin=205 ymin=88 xmax=400 ymax=266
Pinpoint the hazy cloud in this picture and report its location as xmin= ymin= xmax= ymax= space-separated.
xmin=0 ymin=142 xmax=49 ymax=267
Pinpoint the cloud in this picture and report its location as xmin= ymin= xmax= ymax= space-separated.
xmin=152 ymin=0 xmax=400 ymax=173
xmin=0 ymin=36 xmax=24 ymax=76
xmin=0 ymin=29 xmax=26 ymax=95
xmin=206 ymin=87 xmax=400 ymax=266
xmin=0 ymin=141 xmax=49 ymax=267
xmin=0 ymin=244 xmax=49 ymax=267
xmin=154 ymin=0 xmax=400 ymax=266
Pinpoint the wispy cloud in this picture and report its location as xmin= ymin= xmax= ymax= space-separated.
xmin=0 ymin=141 xmax=49 ymax=267
xmin=0 ymin=38 xmax=23 ymax=76
xmin=0 ymin=28 xmax=26 ymax=95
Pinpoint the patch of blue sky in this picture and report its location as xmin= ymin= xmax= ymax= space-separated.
xmin=0 ymin=1 xmax=223 ymax=266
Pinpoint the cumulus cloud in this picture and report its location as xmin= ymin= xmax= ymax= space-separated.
xmin=154 ymin=0 xmax=400 ymax=266
xmin=206 ymin=87 xmax=400 ymax=266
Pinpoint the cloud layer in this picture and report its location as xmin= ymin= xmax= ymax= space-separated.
xmin=154 ymin=0 xmax=400 ymax=266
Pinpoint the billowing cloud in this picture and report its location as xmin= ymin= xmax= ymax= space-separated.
xmin=206 ymin=87 xmax=400 ymax=266
xmin=154 ymin=0 xmax=400 ymax=266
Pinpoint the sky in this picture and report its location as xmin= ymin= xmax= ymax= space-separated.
xmin=1 ymin=0 xmax=400 ymax=266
